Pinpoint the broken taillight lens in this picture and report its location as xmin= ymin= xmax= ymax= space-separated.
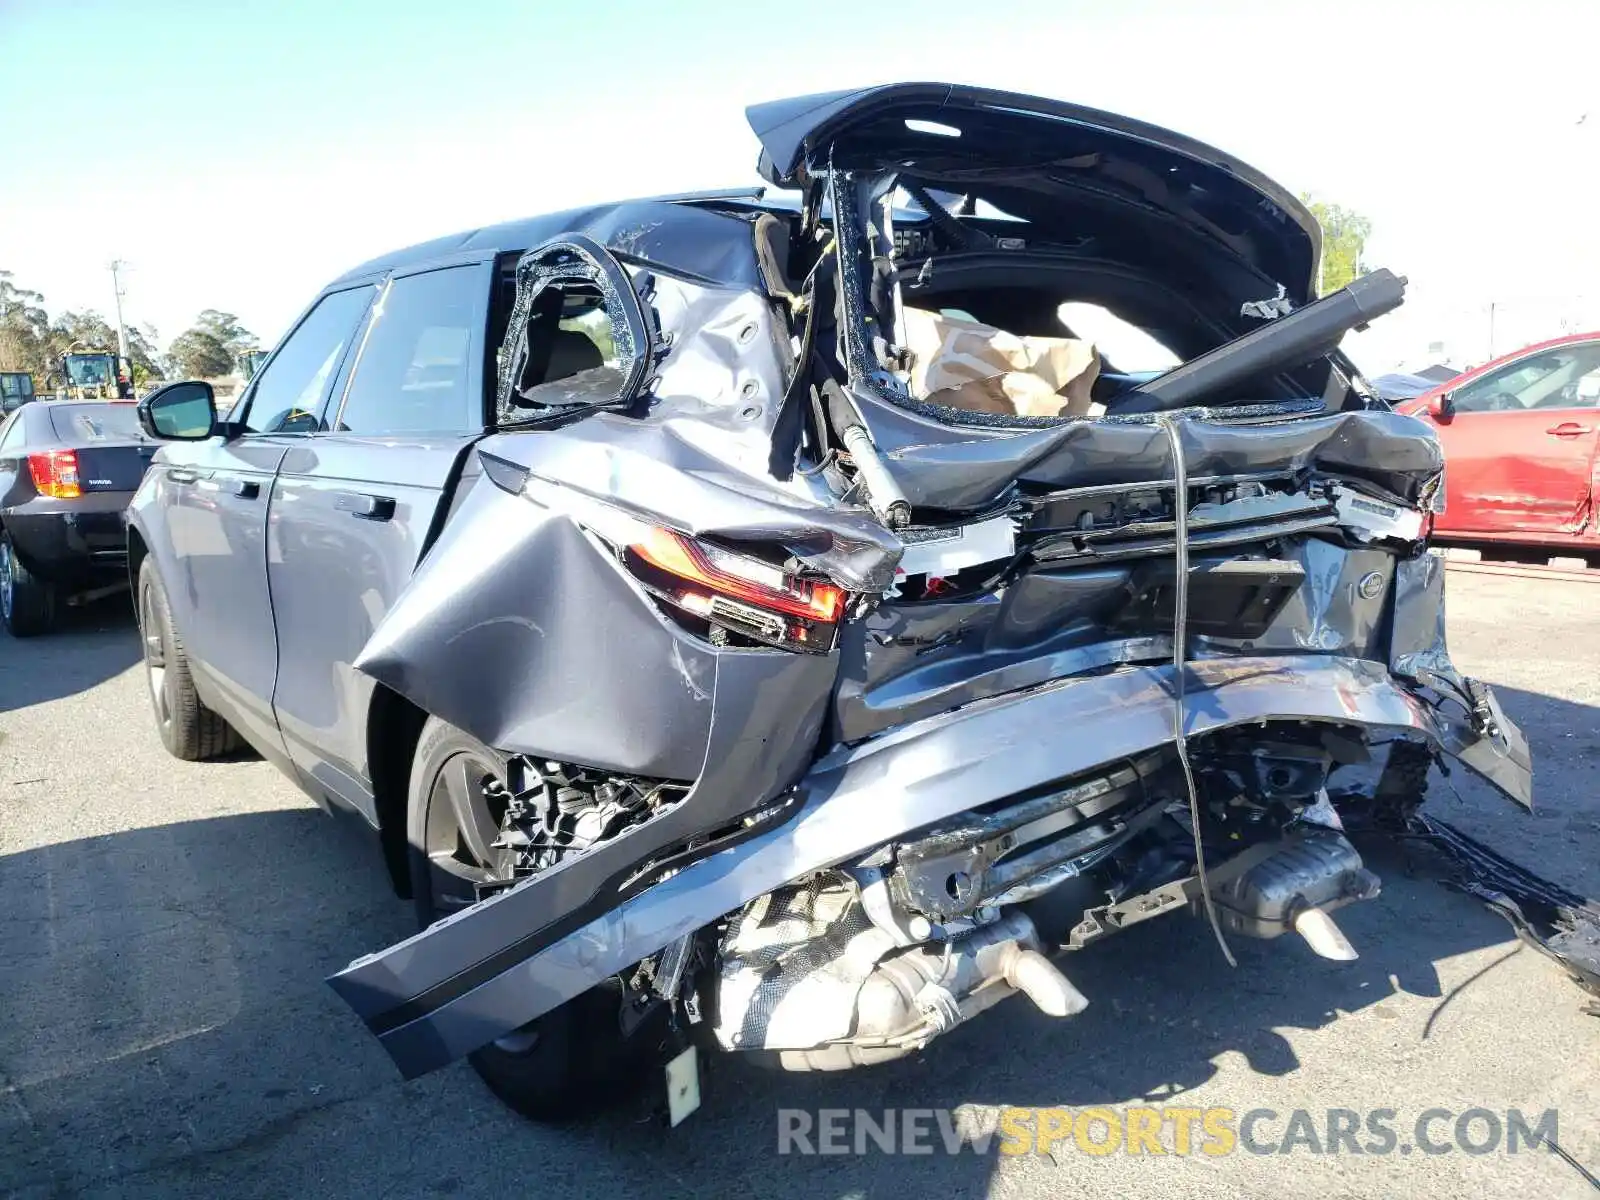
xmin=624 ymin=527 xmax=845 ymax=653
xmin=28 ymin=450 xmax=81 ymax=499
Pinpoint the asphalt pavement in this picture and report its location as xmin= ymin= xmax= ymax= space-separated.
xmin=2 ymin=571 xmax=1597 ymax=1198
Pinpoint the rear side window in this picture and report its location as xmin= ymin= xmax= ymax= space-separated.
xmin=49 ymin=404 xmax=144 ymax=442
xmin=333 ymin=266 xmax=485 ymax=435
xmin=0 ymin=411 xmax=23 ymax=451
xmin=495 ymin=235 xmax=651 ymax=425
xmin=242 ymin=285 xmax=375 ymax=433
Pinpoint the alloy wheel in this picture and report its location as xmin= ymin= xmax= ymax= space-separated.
xmin=139 ymin=584 xmax=169 ymax=725
xmin=422 ymin=749 xmax=515 ymax=914
xmin=420 ymin=748 xmax=542 ymax=1055
xmin=0 ymin=540 xmax=13 ymax=623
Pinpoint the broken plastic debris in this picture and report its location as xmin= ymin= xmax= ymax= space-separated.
xmin=1240 ymin=284 xmax=1293 ymax=320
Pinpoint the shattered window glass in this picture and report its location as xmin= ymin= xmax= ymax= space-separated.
xmin=494 ymin=238 xmax=645 ymax=426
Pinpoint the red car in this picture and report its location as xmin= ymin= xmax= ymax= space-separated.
xmin=1397 ymin=332 xmax=1600 ymax=552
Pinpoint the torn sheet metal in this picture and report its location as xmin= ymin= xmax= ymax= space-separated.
xmin=339 ymin=640 xmax=835 ymax=1064
xmin=354 ymin=476 xmax=717 ymax=779
xmin=1386 ymin=551 xmax=1532 ymax=808
xmin=469 ymin=421 xmax=904 ymax=593
xmin=830 ymin=537 xmax=1498 ymax=755
xmin=1403 ymin=814 xmax=1600 ymax=1010
xmin=853 ymin=395 xmax=1446 ymax=516
xmin=330 ymin=654 xmax=1528 ymax=1077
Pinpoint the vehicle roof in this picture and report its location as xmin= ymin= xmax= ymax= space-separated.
xmin=327 ymin=188 xmax=774 ymax=289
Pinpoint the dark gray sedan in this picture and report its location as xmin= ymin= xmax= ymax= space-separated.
xmin=0 ymin=399 xmax=156 ymax=635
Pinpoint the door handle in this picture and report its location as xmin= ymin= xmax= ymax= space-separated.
xmin=229 ymin=478 xmax=261 ymax=500
xmin=333 ymin=491 xmax=395 ymax=521
xmin=1546 ymin=422 xmax=1594 ymax=437
xmin=165 ymin=467 xmax=201 ymax=484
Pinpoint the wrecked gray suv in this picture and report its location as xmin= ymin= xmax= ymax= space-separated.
xmin=127 ymin=84 xmax=1533 ymax=1121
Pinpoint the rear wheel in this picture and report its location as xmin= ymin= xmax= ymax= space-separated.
xmin=406 ymin=717 xmax=641 ymax=1122
xmin=137 ymin=557 xmax=241 ymax=760
xmin=0 ymin=529 xmax=57 ymax=637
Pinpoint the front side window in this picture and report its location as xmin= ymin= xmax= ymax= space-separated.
xmin=1452 ymin=342 xmax=1600 ymax=413
xmin=240 ymin=285 xmax=375 ymax=433
xmin=333 ymin=266 xmax=485 ymax=435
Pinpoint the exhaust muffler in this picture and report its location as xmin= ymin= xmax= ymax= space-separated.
xmin=716 ymin=908 xmax=1087 ymax=1071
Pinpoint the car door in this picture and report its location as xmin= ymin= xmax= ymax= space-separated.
xmin=156 ymin=284 xmax=377 ymax=761
xmin=266 ymin=261 xmax=491 ymax=817
xmin=1427 ymin=340 xmax=1600 ymax=536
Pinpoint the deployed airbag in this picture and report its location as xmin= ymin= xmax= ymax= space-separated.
xmin=903 ymin=306 xmax=1102 ymax=419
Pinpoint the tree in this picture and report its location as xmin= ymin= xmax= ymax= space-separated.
xmin=0 ymin=271 xmax=53 ymax=378
xmin=168 ymin=329 xmax=234 ymax=379
xmin=194 ymin=309 xmax=257 ymax=370
xmin=124 ymin=325 xmax=162 ymax=386
xmin=3 ymin=270 xmax=242 ymax=388
xmin=1301 ymin=196 xmax=1372 ymax=296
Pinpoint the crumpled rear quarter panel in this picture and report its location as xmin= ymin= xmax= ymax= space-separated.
xmin=355 ymin=475 xmax=717 ymax=780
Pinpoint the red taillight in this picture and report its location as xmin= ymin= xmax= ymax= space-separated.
xmin=625 ymin=527 xmax=846 ymax=652
xmin=28 ymin=449 xmax=81 ymax=499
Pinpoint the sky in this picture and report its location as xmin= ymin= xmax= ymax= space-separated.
xmin=2 ymin=0 xmax=1596 ymax=375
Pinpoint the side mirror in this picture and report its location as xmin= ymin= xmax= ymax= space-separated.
xmin=1427 ymin=391 xmax=1454 ymax=420
xmin=138 ymin=380 xmax=217 ymax=441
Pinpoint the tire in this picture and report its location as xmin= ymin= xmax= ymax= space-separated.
xmin=406 ymin=716 xmax=643 ymax=1122
xmin=137 ymin=557 xmax=241 ymax=760
xmin=0 ymin=528 xmax=57 ymax=637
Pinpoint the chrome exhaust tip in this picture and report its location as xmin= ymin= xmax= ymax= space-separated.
xmin=1004 ymin=946 xmax=1090 ymax=1016
xmin=1293 ymin=905 xmax=1359 ymax=961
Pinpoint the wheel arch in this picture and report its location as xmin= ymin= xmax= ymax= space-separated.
xmin=366 ymin=681 xmax=429 ymax=898
xmin=0 ymin=515 xmax=51 ymax=580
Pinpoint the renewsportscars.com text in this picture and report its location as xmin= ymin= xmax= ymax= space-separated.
xmin=776 ymin=1106 xmax=1560 ymax=1158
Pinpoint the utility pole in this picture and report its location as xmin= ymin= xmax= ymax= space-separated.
xmin=1486 ymin=300 xmax=1496 ymax=361
xmin=108 ymin=260 xmax=130 ymax=361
